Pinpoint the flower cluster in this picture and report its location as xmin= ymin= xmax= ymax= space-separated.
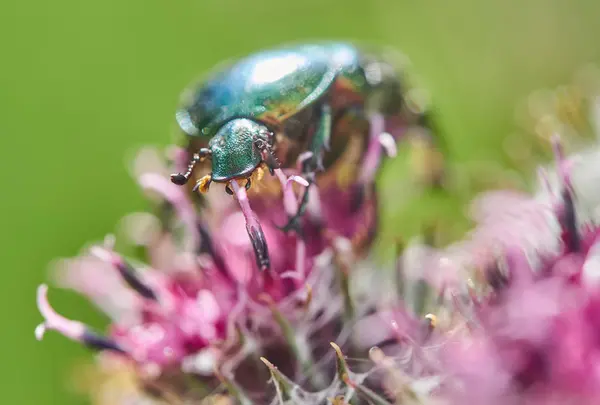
xmin=36 ymin=71 xmax=600 ymax=405
xmin=35 ymin=111 xmax=425 ymax=404
xmin=425 ymin=137 xmax=600 ymax=405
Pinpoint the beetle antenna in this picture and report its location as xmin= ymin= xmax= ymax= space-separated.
xmin=170 ymin=148 xmax=211 ymax=185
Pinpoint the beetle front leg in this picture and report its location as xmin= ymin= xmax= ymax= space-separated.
xmin=255 ymin=136 xmax=280 ymax=176
xmin=303 ymin=103 xmax=332 ymax=173
xmin=277 ymin=103 xmax=332 ymax=235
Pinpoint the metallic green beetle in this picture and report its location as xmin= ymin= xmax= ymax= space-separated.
xmin=171 ymin=41 xmax=438 ymax=271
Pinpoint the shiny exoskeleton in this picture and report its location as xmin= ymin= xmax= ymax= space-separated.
xmin=171 ymin=41 xmax=438 ymax=271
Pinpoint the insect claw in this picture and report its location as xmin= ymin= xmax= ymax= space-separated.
xmin=301 ymin=154 xmax=324 ymax=174
xmin=225 ymin=184 xmax=234 ymax=195
xmin=256 ymin=136 xmax=280 ymax=176
xmin=245 ymin=179 xmax=252 ymax=191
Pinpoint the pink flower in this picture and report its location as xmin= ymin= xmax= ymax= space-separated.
xmin=34 ymin=120 xmax=400 ymax=404
xmin=427 ymin=138 xmax=600 ymax=404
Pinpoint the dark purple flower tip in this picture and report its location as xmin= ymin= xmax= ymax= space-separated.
xmin=89 ymin=246 xmax=158 ymax=301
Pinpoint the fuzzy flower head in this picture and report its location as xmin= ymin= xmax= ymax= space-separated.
xmin=37 ymin=59 xmax=600 ymax=405
xmin=317 ymin=134 xmax=600 ymax=405
xmin=35 ymin=107 xmax=442 ymax=404
xmin=405 ymin=135 xmax=600 ymax=405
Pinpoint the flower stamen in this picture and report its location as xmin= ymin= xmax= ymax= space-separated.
xmin=90 ymin=246 xmax=158 ymax=301
xmin=35 ymin=285 xmax=126 ymax=354
xmin=230 ymin=179 xmax=270 ymax=271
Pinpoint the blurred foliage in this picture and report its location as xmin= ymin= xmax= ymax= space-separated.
xmin=2 ymin=0 xmax=600 ymax=404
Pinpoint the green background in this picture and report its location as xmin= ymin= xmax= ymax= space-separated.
xmin=2 ymin=0 xmax=600 ymax=403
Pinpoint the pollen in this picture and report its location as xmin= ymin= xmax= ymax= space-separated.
xmin=424 ymin=313 xmax=438 ymax=329
xmin=248 ymin=163 xmax=282 ymax=197
xmin=195 ymin=175 xmax=212 ymax=194
xmin=251 ymin=164 xmax=265 ymax=183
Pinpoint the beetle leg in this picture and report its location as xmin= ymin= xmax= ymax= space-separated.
xmin=255 ymin=138 xmax=280 ymax=175
xmin=277 ymin=103 xmax=332 ymax=235
xmin=263 ymin=149 xmax=279 ymax=175
xmin=170 ymin=148 xmax=212 ymax=185
xmin=303 ymin=103 xmax=332 ymax=173
xmin=276 ymin=174 xmax=314 ymax=236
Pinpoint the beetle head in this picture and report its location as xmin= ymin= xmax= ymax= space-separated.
xmin=208 ymin=119 xmax=266 ymax=180
xmin=203 ymin=118 xmax=281 ymax=195
xmin=171 ymin=118 xmax=279 ymax=194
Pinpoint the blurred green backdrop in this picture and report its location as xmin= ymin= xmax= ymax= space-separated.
xmin=2 ymin=0 xmax=600 ymax=403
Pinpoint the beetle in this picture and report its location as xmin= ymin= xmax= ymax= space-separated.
xmin=170 ymin=41 xmax=439 ymax=271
